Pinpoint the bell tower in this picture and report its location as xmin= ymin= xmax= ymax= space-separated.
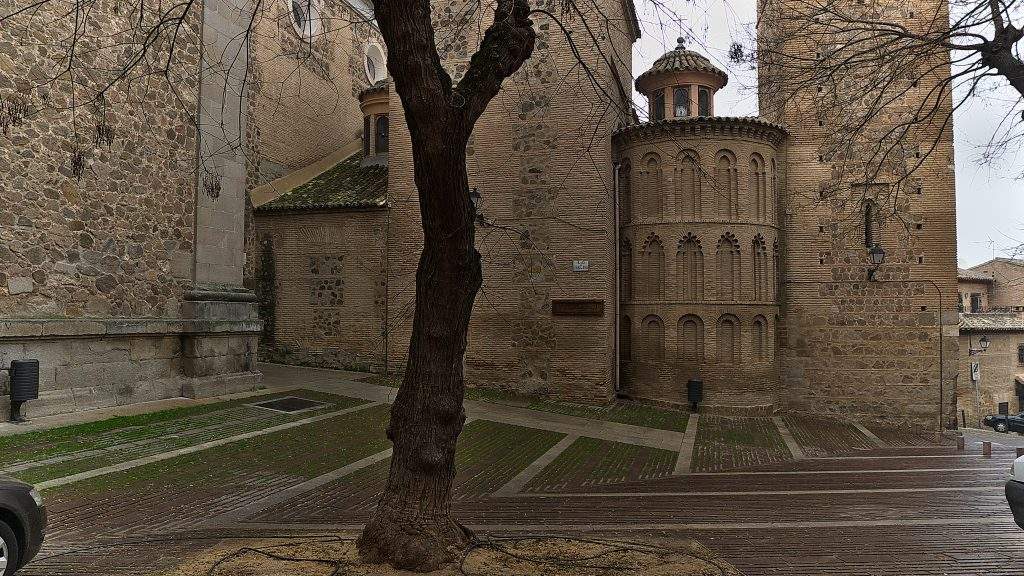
xmin=758 ymin=0 xmax=960 ymax=429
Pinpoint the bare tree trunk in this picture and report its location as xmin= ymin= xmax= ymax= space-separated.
xmin=358 ymin=144 xmax=482 ymax=571
xmin=355 ymin=0 xmax=534 ymax=566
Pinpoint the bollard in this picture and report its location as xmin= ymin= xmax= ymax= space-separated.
xmin=983 ymin=440 xmax=992 ymax=457
xmin=957 ymin=436 xmax=965 ymax=451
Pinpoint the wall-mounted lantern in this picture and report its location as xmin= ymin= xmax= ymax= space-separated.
xmin=969 ymin=334 xmax=990 ymax=356
xmin=867 ymin=244 xmax=886 ymax=281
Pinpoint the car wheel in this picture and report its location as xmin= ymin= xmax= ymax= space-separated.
xmin=0 ymin=520 xmax=19 ymax=576
xmin=997 ymin=422 xmax=1010 ymax=433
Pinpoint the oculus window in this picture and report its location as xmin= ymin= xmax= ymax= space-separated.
xmin=289 ymin=0 xmax=321 ymax=41
xmin=365 ymin=44 xmax=386 ymax=83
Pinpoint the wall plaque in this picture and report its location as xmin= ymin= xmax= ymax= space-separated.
xmin=551 ymin=299 xmax=604 ymax=317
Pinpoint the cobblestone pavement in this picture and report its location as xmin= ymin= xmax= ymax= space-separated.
xmin=12 ymin=365 xmax=1024 ymax=575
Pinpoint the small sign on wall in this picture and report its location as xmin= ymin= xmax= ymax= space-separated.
xmin=551 ymin=299 xmax=604 ymax=316
xmin=970 ymin=361 xmax=980 ymax=382
xmin=572 ymin=260 xmax=590 ymax=272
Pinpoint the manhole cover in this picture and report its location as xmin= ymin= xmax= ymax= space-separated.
xmin=249 ymin=396 xmax=329 ymax=414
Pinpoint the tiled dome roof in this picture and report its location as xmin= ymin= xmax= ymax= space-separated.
xmin=636 ymin=38 xmax=728 ymax=92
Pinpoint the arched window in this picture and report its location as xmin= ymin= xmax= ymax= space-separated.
xmin=641 ymin=234 xmax=666 ymax=299
xmin=675 ymin=151 xmax=701 ymax=218
xmin=620 ymin=238 xmax=632 ymax=302
xmin=749 ymin=154 xmax=766 ymax=221
xmin=678 ymin=315 xmax=704 ymax=363
xmin=677 ymin=234 xmax=703 ymax=300
xmin=365 ymin=43 xmax=386 ymax=83
xmin=375 ymin=115 xmax=389 ymax=153
xmin=698 ymin=87 xmax=711 ymax=116
xmin=752 ymin=316 xmax=767 ymax=361
xmin=652 ymin=90 xmax=666 ymax=121
xmin=716 ymin=233 xmax=740 ymax=301
xmin=641 ymin=315 xmax=665 ymax=362
xmin=618 ymin=161 xmax=632 ymax=223
xmin=716 ymin=315 xmax=740 ymax=364
xmin=673 ymin=86 xmax=691 ymax=118
xmin=642 ymin=154 xmax=664 ymax=218
xmin=752 ymin=235 xmax=768 ymax=301
xmin=620 ymin=316 xmax=632 ymax=362
xmin=715 ymin=151 xmax=739 ymax=219
xmin=864 ymin=200 xmax=878 ymax=248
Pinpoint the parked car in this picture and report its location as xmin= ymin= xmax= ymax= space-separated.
xmin=983 ymin=412 xmax=1024 ymax=433
xmin=0 ymin=476 xmax=45 ymax=575
xmin=1007 ymin=454 xmax=1024 ymax=529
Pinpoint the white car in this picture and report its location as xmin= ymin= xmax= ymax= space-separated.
xmin=1007 ymin=454 xmax=1024 ymax=529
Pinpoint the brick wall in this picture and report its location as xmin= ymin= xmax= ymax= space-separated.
xmin=382 ymin=0 xmax=635 ymax=399
xmin=254 ymin=209 xmax=389 ymax=371
xmin=614 ymin=119 xmax=786 ymax=407
xmin=970 ymin=260 xmax=1024 ymax=310
xmin=249 ymin=0 xmax=382 ymax=180
xmin=958 ymin=280 xmax=991 ymax=312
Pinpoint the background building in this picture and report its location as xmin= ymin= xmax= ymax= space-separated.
xmin=958 ymin=258 xmax=1024 ymax=424
xmin=255 ymin=0 xmax=961 ymax=428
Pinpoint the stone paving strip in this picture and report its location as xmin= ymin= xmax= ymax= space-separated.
xmin=246 ymin=420 xmax=567 ymax=524
xmin=771 ymin=416 xmax=806 ymax=460
xmin=35 ymin=401 xmax=382 ymax=490
xmin=7 ymin=409 xmax=305 ymax=483
xmin=691 ymin=416 xmax=792 ymax=472
xmin=263 ymin=363 xmax=686 ymax=450
xmin=520 ymin=437 xmax=677 ymax=493
xmin=673 ymin=413 xmax=700 ymax=475
xmin=781 ymin=414 xmax=876 ymax=456
xmin=492 ymin=434 xmax=579 ymax=497
xmin=851 ymin=421 xmax=888 ymax=448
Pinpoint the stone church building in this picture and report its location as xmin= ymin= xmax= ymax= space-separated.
xmin=0 ymin=0 xmax=959 ymax=428
xmin=255 ymin=0 xmax=961 ymax=427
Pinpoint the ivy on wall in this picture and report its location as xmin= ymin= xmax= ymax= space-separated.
xmin=256 ymin=235 xmax=276 ymax=344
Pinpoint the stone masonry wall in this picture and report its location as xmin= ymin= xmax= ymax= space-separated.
xmin=254 ymin=209 xmax=388 ymax=372
xmin=383 ymin=0 xmax=635 ymax=400
xmin=761 ymin=0 xmax=960 ymax=428
xmin=0 ymin=0 xmax=201 ymax=318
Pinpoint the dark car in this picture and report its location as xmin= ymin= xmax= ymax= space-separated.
xmin=0 ymin=476 xmax=46 ymax=575
xmin=983 ymin=412 xmax=1024 ymax=433
xmin=1007 ymin=455 xmax=1024 ymax=529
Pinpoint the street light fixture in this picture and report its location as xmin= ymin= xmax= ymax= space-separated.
xmin=867 ymin=244 xmax=886 ymax=281
xmin=969 ymin=334 xmax=990 ymax=356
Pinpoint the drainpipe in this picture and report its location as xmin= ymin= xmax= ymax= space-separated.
xmin=613 ymin=161 xmax=621 ymax=394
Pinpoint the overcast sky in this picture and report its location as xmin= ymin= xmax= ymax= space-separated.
xmin=629 ymin=0 xmax=1023 ymax=269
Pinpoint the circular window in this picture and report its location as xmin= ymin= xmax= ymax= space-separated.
xmin=365 ymin=43 xmax=386 ymax=83
xmin=289 ymin=0 xmax=321 ymax=41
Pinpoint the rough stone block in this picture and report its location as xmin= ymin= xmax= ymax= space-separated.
xmin=56 ymin=360 xmax=138 ymax=391
xmin=72 ymin=385 xmax=119 ymax=412
xmin=7 ymin=277 xmax=33 ymax=295
xmin=130 ymin=337 xmax=182 ymax=361
xmin=0 ymin=321 xmax=43 ymax=338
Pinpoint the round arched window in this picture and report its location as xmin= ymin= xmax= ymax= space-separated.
xmin=365 ymin=43 xmax=386 ymax=83
xmin=289 ymin=0 xmax=321 ymax=41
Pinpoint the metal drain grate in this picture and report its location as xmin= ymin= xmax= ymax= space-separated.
xmin=249 ymin=396 xmax=329 ymax=414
